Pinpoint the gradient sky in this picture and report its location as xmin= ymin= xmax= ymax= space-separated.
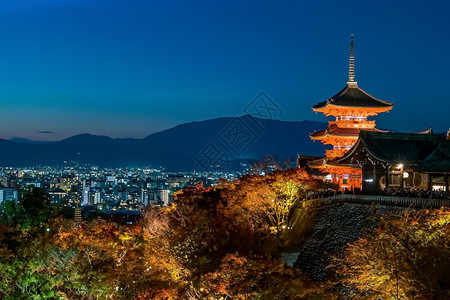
xmin=0 ymin=0 xmax=449 ymax=140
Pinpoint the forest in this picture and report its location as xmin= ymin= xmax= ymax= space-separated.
xmin=1 ymin=168 xmax=450 ymax=299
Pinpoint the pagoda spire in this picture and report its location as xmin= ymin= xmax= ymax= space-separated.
xmin=348 ymin=34 xmax=357 ymax=85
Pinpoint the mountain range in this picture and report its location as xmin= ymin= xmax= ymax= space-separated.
xmin=0 ymin=116 xmax=328 ymax=171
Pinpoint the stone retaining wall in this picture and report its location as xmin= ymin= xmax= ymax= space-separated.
xmin=294 ymin=202 xmax=406 ymax=281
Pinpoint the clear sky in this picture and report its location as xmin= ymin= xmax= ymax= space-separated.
xmin=0 ymin=0 xmax=449 ymax=140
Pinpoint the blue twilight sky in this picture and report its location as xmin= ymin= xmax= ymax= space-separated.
xmin=0 ymin=0 xmax=449 ymax=140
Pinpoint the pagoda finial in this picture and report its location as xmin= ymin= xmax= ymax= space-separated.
xmin=348 ymin=34 xmax=356 ymax=85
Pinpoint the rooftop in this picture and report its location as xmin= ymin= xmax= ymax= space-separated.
xmin=339 ymin=131 xmax=450 ymax=173
xmin=312 ymin=83 xmax=394 ymax=110
xmin=312 ymin=35 xmax=393 ymax=112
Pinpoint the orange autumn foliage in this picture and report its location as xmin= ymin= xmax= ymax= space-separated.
xmin=336 ymin=209 xmax=450 ymax=299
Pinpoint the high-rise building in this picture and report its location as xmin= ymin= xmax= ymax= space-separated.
xmin=0 ymin=187 xmax=19 ymax=204
xmin=160 ymin=189 xmax=169 ymax=205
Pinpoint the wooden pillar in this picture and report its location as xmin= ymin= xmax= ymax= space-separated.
xmin=445 ymin=175 xmax=449 ymax=192
xmin=385 ymin=165 xmax=390 ymax=188
xmin=333 ymin=174 xmax=338 ymax=185
xmin=428 ymin=174 xmax=432 ymax=191
xmin=372 ymin=162 xmax=377 ymax=182
xmin=400 ymin=165 xmax=405 ymax=189
xmin=372 ymin=161 xmax=378 ymax=192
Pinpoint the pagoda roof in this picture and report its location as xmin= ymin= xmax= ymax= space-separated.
xmin=339 ymin=130 xmax=450 ymax=173
xmin=296 ymin=154 xmax=328 ymax=176
xmin=310 ymin=128 xmax=359 ymax=139
xmin=308 ymin=157 xmax=328 ymax=168
xmin=310 ymin=124 xmax=384 ymax=139
xmin=308 ymin=157 xmax=360 ymax=170
xmin=312 ymin=83 xmax=394 ymax=110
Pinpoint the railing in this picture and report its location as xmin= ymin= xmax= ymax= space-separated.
xmin=325 ymin=149 xmax=348 ymax=158
xmin=299 ymin=194 xmax=450 ymax=209
xmin=329 ymin=120 xmax=376 ymax=128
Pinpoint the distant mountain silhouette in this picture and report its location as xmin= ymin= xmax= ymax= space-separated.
xmin=9 ymin=137 xmax=50 ymax=144
xmin=0 ymin=116 xmax=328 ymax=171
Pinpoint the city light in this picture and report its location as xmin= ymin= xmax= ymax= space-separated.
xmin=0 ymin=1 xmax=448 ymax=299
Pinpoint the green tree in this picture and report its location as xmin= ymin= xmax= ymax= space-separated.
xmin=21 ymin=186 xmax=54 ymax=228
xmin=0 ymin=229 xmax=61 ymax=299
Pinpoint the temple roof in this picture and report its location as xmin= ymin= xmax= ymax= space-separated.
xmin=310 ymin=127 xmax=359 ymax=139
xmin=296 ymin=155 xmax=327 ymax=176
xmin=310 ymin=124 xmax=384 ymax=139
xmin=312 ymin=83 xmax=394 ymax=110
xmin=308 ymin=157 xmax=360 ymax=170
xmin=415 ymin=136 xmax=450 ymax=172
xmin=312 ymin=35 xmax=393 ymax=112
xmin=339 ymin=131 xmax=450 ymax=173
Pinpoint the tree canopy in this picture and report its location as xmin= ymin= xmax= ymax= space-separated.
xmin=2 ymin=170 xmax=449 ymax=299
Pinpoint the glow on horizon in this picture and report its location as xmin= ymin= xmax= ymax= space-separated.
xmin=0 ymin=0 xmax=449 ymax=140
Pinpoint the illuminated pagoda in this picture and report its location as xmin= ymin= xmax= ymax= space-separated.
xmin=308 ymin=35 xmax=393 ymax=191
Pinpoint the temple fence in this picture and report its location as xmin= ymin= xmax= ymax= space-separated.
xmin=299 ymin=194 xmax=450 ymax=209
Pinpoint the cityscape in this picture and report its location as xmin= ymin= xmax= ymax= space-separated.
xmin=0 ymin=164 xmax=243 ymax=216
xmin=1 ymin=1 xmax=450 ymax=299
xmin=0 ymin=166 xmax=242 ymax=211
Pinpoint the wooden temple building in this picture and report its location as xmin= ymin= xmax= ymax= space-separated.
xmin=306 ymin=35 xmax=394 ymax=191
xmin=338 ymin=130 xmax=450 ymax=193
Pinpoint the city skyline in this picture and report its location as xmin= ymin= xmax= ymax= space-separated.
xmin=1 ymin=0 xmax=449 ymax=140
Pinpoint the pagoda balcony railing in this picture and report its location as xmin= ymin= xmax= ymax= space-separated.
xmin=330 ymin=120 xmax=376 ymax=128
xmin=325 ymin=149 xmax=348 ymax=158
xmin=298 ymin=194 xmax=450 ymax=209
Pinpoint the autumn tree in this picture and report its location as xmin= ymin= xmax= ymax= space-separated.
xmin=336 ymin=209 xmax=450 ymax=299
xmin=199 ymin=253 xmax=320 ymax=299
xmin=0 ymin=169 xmax=320 ymax=299
xmin=54 ymin=219 xmax=147 ymax=299
xmin=138 ymin=208 xmax=192 ymax=297
xmin=220 ymin=168 xmax=313 ymax=252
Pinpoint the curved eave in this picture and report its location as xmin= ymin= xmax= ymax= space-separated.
xmin=310 ymin=162 xmax=361 ymax=170
xmin=357 ymin=135 xmax=391 ymax=163
xmin=309 ymin=129 xmax=326 ymax=138
xmin=338 ymin=132 xmax=388 ymax=164
xmin=312 ymin=84 xmax=394 ymax=110
xmin=312 ymin=103 xmax=393 ymax=113
xmin=371 ymin=128 xmax=389 ymax=133
xmin=338 ymin=138 xmax=363 ymax=163
xmin=310 ymin=132 xmax=359 ymax=140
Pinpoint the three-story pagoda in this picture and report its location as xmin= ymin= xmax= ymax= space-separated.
xmin=309 ymin=35 xmax=393 ymax=191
